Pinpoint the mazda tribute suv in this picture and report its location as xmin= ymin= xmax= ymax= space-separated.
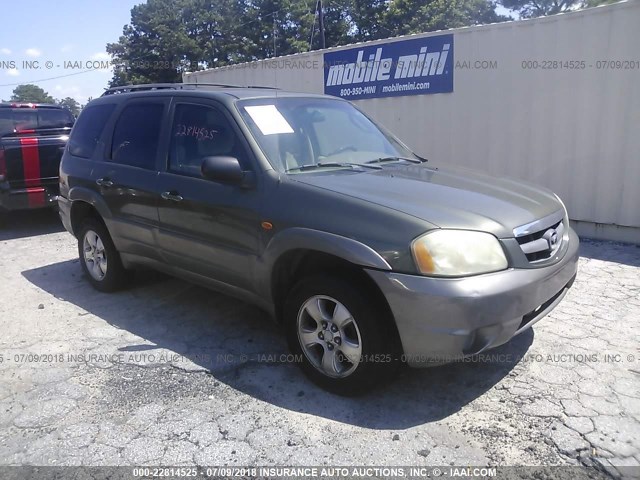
xmin=58 ymin=83 xmax=579 ymax=394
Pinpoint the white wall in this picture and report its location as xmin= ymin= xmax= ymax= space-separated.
xmin=185 ymin=1 xmax=640 ymax=243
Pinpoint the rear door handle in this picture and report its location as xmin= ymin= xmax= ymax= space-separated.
xmin=161 ymin=191 xmax=184 ymax=202
xmin=96 ymin=177 xmax=113 ymax=188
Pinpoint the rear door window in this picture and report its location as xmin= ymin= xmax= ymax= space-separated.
xmin=110 ymin=103 xmax=164 ymax=170
xmin=68 ymin=104 xmax=116 ymax=158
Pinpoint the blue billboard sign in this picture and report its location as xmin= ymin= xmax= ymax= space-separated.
xmin=323 ymin=34 xmax=454 ymax=100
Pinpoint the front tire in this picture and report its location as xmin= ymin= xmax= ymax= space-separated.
xmin=77 ymin=218 xmax=128 ymax=292
xmin=284 ymin=274 xmax=400 ymax=395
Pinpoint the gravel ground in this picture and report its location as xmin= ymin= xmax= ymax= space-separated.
xmin=0 ymin=210 xmax=638 ymax=478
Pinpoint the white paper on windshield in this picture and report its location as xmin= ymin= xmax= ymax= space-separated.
xmin=244 ymin=105 xmax=294 ymax=135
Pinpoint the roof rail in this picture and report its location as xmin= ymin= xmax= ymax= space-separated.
xmin=101 ymin=82 xmax=279 ymax=96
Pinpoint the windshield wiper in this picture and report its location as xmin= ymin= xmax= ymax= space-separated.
xmin=366 ymin=156 xmax=424 ymax=165
xmin=285 ymin=162 xmax=382 ymax=173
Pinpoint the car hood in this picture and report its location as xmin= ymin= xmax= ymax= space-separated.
xmin=292 ymin=163 xmax=563 ymax=238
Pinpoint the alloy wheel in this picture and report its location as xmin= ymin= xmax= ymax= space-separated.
xmin=297 ymin=295 xmax=363 ymax=378
xmin=83 ymin=230 xmax=108 ymax=281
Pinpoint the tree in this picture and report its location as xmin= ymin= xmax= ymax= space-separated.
xmin=107 ymin=0 xmax=257 ymax=86
xmin=496 ymin=0 xmax=618 ymax=18
xmin=499 ymin=0 xmax=576 ymax=17
xmin=241 ymin=0 xmax=351 ymax=57
xmin=107 ymin=0 xmax=192 ymax=86
xmin=10 ymin=84 xmax=55 ymax=104
xmin=313 ymin=0 xmax=352 ymax=50
xmin=384 ymin=0 xmax=510 ymax=36
xmin=57 ymin=97 xmax=81 ymax=116
xmin=349 ymin=0 xmax=391 ymax=41
xmin=106 ymin=0 xmax=353 ymax=87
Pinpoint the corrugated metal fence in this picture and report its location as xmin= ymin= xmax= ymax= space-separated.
xmin=185 ymin=1 xmax=640 ymax=243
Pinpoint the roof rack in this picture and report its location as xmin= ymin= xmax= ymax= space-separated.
xmin=101 ymin=82 xmax=279 ymax=96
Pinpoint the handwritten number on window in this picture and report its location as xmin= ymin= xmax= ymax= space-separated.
xmin=175 ymin=124 xmax=219 ymax=141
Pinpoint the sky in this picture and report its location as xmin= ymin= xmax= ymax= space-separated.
xmin=0 ymin=1 xmax=516 ymax=105
xmin=0 ymin=0 xmax=142 ymax=104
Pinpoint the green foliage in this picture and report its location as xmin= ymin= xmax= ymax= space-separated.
xmin=239 ymin=0 xmax=352 ymax=57
xmin=57 ymin=97 xmax=81 ymax=116
xmin=499 ymin=0 xmax=577 ymax=17
xmin=348 ymin=0 xmax=389 ymax=40
xmin=498 ymin=0 xmax=619 ymax=19
xmin=10 ymin=84 xmax=55 ymax=104
xmin=106 ymin=0 xmax=263 ymax=86
xmin=385 ymin=0 xmax=509 ymax=36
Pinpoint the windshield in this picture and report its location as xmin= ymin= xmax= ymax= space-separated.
xmin=236 ymin=97 xmax=417 ymax=173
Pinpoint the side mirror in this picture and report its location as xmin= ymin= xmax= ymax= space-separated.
xmin=201 ymin=156 xmax=255 ymax=188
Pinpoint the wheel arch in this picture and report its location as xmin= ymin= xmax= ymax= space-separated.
xmin=262 ymin=228 xmax=394 ymax=327
xmin=68 ymin=187 xmax=112 ymax=236
xmin=261 ymin=228 xmax=391 ymax=283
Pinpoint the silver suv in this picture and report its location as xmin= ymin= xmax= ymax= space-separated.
xmin=58 ymin=84 xmax=579 ymax=395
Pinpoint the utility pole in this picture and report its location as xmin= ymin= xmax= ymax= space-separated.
xmin=273 ymin=13 xmax=278 ymax=57
xmin=317 ymin=0 xmax=326 ymax=49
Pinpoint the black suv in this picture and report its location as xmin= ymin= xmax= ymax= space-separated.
xmin=59 ymin=83 xmax=578 ymax=394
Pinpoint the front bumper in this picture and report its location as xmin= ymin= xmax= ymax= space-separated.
xmin=366 ymin=227 xmax=579 ymax=367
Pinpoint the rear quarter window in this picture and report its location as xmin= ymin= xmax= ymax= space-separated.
xmin=68 ymin=104 xmax=116 ymax=158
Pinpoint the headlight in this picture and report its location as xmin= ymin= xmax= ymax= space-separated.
xmin=411 ymin=230 xmax=508 ymax=276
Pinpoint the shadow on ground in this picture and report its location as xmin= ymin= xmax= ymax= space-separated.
xmin=22 ymin=259 xmax=533 ymax=429
xmin=579 ymin=237 xmax=640 ymax=267
xmin=0 ymin=209 xmax=64 ymax=241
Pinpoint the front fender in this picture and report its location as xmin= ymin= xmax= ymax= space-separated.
xmin=255 ymin=227 xmax=391 ymax=302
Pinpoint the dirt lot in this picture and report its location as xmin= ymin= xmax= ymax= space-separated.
xmin=0 ymin=210 xmax=638 ymax=477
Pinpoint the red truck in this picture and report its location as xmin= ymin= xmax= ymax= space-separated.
xmin=0 ymin=103 xmax=74 ymax=218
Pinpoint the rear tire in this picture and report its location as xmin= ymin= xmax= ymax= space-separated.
xmin=77 ymin=218 xmax=129 ymax=292
xmin=284 ymin=274 xmax=400 ymax=395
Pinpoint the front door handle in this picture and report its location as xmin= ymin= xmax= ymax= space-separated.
xmin=161 ymin=191 xmax=184 ymax=202
xmin=96 ymin=177 xmax=113 ymax=188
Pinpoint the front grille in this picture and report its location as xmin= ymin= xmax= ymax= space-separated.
xmin=514 ymin=211 xmax=565 ymax=263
